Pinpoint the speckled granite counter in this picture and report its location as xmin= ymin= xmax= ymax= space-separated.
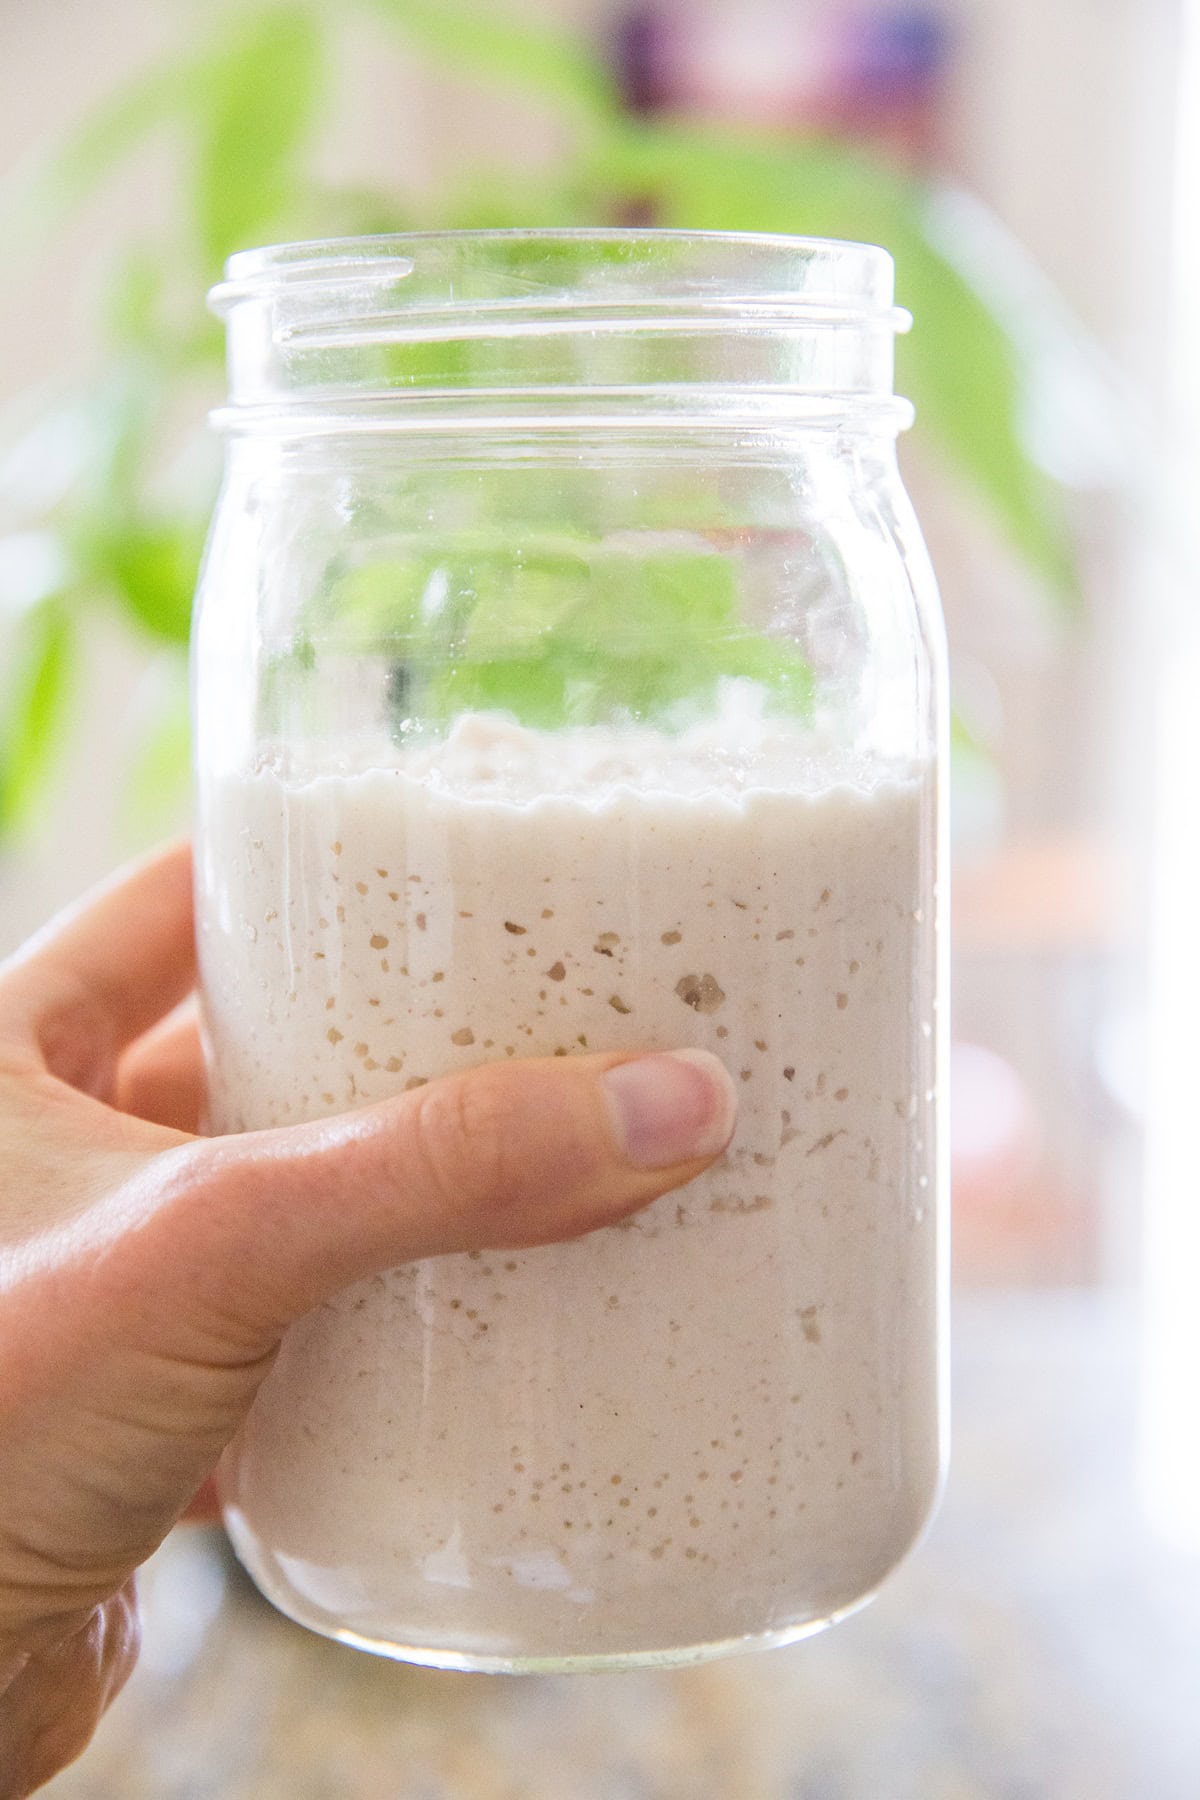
xmin=44 ymin=1293 xmax=1200 ymax=1799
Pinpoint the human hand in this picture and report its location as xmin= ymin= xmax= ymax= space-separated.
xmin=0 ymin=843 xmax=737 ymax=1795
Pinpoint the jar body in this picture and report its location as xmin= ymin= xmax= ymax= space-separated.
xmin=194 ymin=235 xmax=947 ymax=1671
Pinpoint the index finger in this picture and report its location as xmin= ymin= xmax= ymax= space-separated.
xmin=0 ymin=841 xmax=195 ymax=1097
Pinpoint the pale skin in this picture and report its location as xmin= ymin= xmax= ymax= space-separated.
xmin=0 ymin=842 xmax=738 ymax=1796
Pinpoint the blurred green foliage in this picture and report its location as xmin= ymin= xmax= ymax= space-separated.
xmin=317 ymin=537 xmax=816 ymax=733
xmin=0 ymin=0 xmax=1078 ymax=834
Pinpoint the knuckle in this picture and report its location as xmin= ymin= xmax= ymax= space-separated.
xmin=409 ymin=1069 xmax=521 ymax=1220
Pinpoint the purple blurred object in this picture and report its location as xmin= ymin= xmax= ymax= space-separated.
xmin=611 ymin=3 xmax=955 ymax=166
xmin=612 ymin=6 xmax=673 ymax=115
xmin=842 ymin=7 xmax=952 ymax=103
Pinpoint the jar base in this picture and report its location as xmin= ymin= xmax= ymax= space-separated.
xmin=322 ymin=1601 xmax=876 ymax=1674
xmin=225 ymin=1518 xmax=884 ymax=1674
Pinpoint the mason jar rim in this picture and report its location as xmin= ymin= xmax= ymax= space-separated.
xmin=209 ymin=229 xmax=914 ymax=434
xmin=210 ymin=228 xmax=907 ymax=319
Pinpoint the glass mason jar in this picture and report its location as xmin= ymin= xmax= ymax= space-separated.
xmin=194 ymin=230 xmax=947 ymax=1673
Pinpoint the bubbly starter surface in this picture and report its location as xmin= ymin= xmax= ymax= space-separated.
xmin=199 ymin=719 xmax=941 ymax=1665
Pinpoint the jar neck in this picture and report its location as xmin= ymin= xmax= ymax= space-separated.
xmin=210 ymin=230 xmax=913 ymax=437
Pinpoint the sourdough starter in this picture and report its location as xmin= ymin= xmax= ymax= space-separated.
xmin=198 ymin=715 xmax=941 ymax=1667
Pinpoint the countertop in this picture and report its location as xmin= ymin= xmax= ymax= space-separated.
xmin=46 ymin=1291 xmax=1200 ymax=1799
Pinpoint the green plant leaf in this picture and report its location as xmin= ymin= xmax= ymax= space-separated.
xmin=569 ymin=551 xmax=737 ymax=659
xmin=96 ymin=518 xmax=204 ymax=645
xmin=892 ymin=206 xmax=1080 ymax=607
xmin=354 ymin=0 xmax=620 ymax=133
xmin=104 ymin=250 xmax=169 ymax=352
xmin=426 ymin=657 xmax=572 ymax=730
xmin=326 ymin=556 xmax=439 ymax=645
xmin=462 ymin=557 xmax=592 ymax=659
xmin=442 ymin=168 xmax=605 ymax=232
xmin=0 ymin=601 xmax=76 ymax=834
xmin=592 ymin=121 xmax=1079 ymax=610
xmin=324 ymin=534 xmax=813 ymax=730
xmin=297 ymin=184 xmax=417 ymax=240
xmin=718 ymin=634 xmax=817 ymax=713
xmin=101 ymin=250 xmax=228 ymax=378
xmin=193 ymin=5 xmax=327 ymax=269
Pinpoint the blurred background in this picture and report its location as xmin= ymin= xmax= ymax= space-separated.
xmin=1 ymin=0 xmax=1198 ymax=1794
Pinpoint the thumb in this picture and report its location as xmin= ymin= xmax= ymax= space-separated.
xmin=160 ymin=1049 xmax=738 ymax=1338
